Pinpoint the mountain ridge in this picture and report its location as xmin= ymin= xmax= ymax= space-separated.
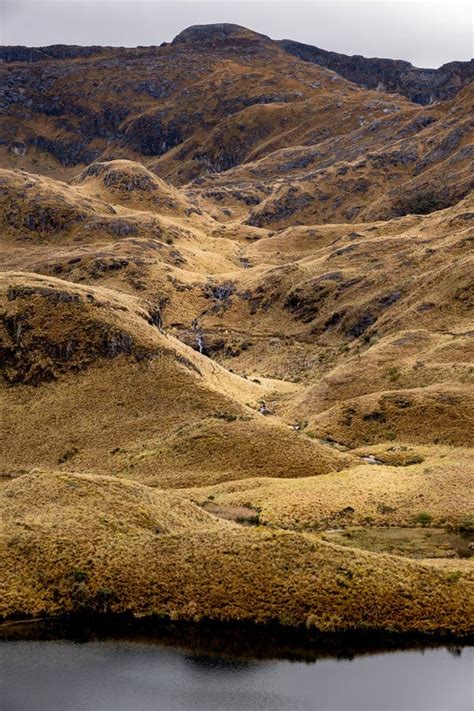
xmin=1 ymin=21 xmax=472 ymax=106
xmin=279 ymin=38 xmax=473 ymax=105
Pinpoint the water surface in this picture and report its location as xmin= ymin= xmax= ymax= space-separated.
xmin=1 ymin=627 xmax=472 ymax=711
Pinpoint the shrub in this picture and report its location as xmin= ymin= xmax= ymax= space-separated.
xmin=378 ymin=503 xmax=396 ymax=514
xmin=213 ymin=411 xmax=237 ymax=422
xmin=415 ymin=511 xmax=432 ymax=527
xmin=387 ymin=366 xmax=400 ymax=382
xmin=458 ymin=516 xmax=474 ymax=535
xmin=446 ymin=571 xmax=462 ymax=584
xmin=93 ymin=587 xmax=119 ymax=614
xmin=58 ymin=447 xmax=79 ymax=464
xmin=71 ymin=568 xmax=88 ymax=583
xmin=70 ymin=581 xmax=90 ymax=612
xmin=395 ymin=192 xmax=451 ymax=216
xmin=69 ymin=567 xmax=119 ymax=614
xmin=404 ymin=455 xmax=424 ymax=465
xmin=294 ymin=420 xmax=308 ymax=431
xmin=236 ymin=513 xmax=260 ymax=526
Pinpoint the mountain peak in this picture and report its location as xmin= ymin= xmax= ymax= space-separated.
xmin=172 ymin=23 xmax=269 ymax=46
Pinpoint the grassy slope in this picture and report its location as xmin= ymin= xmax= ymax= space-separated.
xmin=2 ymin=470 xmax=472 ymax=633
xmin=0 ymin=29 xmax=472 ymax=633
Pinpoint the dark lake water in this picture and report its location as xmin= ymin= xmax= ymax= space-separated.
xmin=1 ymin=627 xmax=472 ymax=711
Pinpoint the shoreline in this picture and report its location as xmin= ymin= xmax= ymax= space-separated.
xmin=1 ymin=614 xmax=472 ymax=659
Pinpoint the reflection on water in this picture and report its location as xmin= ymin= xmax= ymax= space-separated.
xmin=0 ymin=621 xmax=472 ymax=711
xmin=184 ymin=653 xmax=257 ymax=673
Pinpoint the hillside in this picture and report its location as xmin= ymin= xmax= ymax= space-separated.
xmin=0 ymin=24 xmax=473 ymax=635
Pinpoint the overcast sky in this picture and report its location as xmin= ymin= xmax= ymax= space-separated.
xmin=1 ymin=0 xmax=473 ymax=68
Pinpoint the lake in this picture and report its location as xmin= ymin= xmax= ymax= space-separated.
xmin=1 ymin=623 xmax=472 ymax=711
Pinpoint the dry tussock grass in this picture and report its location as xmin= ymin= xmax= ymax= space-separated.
xmin=0 ymin=273 xmax=346 ymax=486
xmin=1 ymin=470 xmax=472 ymax=634
xmin=0 ymin=202 xmax=472 ymax=631
xmin=306 ymin=385 xmax=474 ymax=447
xmin=0 ymin=43 xmax=472 ymax=633
xmin=285 ymin=330 xmax=474 ymax=415
xmin=182 ymin=446 xmax=474 ymax=530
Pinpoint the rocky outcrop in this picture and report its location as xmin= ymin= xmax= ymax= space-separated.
xmin=278 ymin=39 xmax=473 ymax=104
xmin=171 ymin=23 xmax=270 ymax=48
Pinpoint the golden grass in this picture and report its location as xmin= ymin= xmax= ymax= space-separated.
xmin=1 ymin=470 xmax=473 ymax=634
xmin=0 ymin=47 xmax=472 ymax=633
xmin=0 ymin=192 xmax=472 ymax=632
xmin=306 ymin=385 xmax=474 ymax=447
xmin=0 ymin=272 xmax=347 ymax=486
xmin=71 ymin=160 xmax=199 ymax=217
xmin=321 ymin=527 xmax=472 ymax=560
xmin=181 ymin=446 xmax=474 ymax=530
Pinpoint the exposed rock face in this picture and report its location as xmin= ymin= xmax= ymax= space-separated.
xmin=278 ymin=40 xmax=473 ymax=104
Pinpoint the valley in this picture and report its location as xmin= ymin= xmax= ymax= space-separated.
xmin=0 ymin=23 xmax=473 ymax=636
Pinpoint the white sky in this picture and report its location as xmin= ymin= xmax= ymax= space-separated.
xmin=1 ymin=0 xmax=473 ymax=68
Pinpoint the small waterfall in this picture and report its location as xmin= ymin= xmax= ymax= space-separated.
xmin=192 ymin=318 xmax=204 ymax=354
xmin=196 ymin=331 xmax=204 ymax=354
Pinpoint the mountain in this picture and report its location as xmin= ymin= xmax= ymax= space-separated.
xmin=2 ymin=23 xmax=472 ymax=104
xmin=0 ymin=24 xmax=473 ymax=634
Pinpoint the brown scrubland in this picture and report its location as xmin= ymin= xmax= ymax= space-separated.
xmin=0 ymin=24 xmax=473 ymax=636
